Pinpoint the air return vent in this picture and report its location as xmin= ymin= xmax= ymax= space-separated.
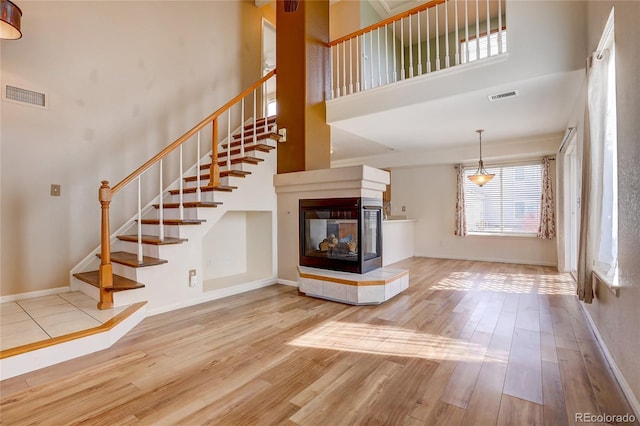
xmin=488 ymin=90 xmax=519 ymax=102
xmin=3 ymin=84 xmax=47 ymax=108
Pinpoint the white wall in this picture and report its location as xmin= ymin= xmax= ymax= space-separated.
xmin=0 ymin=1 xmax=268 ymax=296
xmin=391 ymin=160 xmax=558 ymax=267
xmin=580 ymin=0 xmax=640 ymax=411
xmin=203 ymin=212 xmax=248 ymax=280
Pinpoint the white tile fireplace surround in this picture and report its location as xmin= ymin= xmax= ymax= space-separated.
xmin=274 ymin=165 xmax=410 ymax=303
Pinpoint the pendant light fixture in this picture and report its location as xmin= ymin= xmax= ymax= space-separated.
xmin=0 ymin=0 xmax=22 ymax=40
xmin=468 ymin=129 xmax=495 ymax=186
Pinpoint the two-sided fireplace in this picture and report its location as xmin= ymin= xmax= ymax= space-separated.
xmin=299 ymin=197 xmax=382 ymax=274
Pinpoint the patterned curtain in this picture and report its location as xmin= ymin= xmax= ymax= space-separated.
xmin=454 ymin=164 xmax=467 ymax=236
xmin=537 ymin=156 xmax=556 ymax=239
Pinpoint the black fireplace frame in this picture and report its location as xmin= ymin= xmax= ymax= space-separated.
xmin=299 ymin=197 xmax=383 ymax=274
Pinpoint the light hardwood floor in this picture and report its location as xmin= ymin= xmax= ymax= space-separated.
xmin=1 ymin=258 xmax=636 ymax=425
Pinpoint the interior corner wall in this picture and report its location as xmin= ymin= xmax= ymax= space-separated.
xmin=582 ymin=0 xmax=640 ymax=410
xmin=0 ymin=1 xmax=266 ymax=297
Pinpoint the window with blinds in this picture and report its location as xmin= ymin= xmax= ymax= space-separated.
xmin=461 ymin=30 xmax=508 ymax=64
xmin=464 ymin=163 xmax=542 ymax=235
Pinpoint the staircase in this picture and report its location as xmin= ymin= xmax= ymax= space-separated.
xmin=70 ymin=71 xmax=280 ymax=314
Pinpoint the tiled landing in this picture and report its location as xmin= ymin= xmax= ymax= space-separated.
xmin=0 ymin=292 xmax=127 ymax=352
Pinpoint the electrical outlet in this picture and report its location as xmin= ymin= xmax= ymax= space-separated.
xmin=50 ymin=184 xmax=61 ymax=196
xmin=188 ymin=269 xmax=197 ymax=287
xmin=278 ymin=128 xmax=287 ymax=142
xmin=401 ymin=205 xmax=406 ymax=212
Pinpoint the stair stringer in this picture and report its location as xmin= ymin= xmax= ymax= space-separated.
xmin=72 ymin=141 xmax=278 ymax=316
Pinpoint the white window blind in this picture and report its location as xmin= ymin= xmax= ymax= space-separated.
xmin=464 ymin=163 xmax=542 ymax=235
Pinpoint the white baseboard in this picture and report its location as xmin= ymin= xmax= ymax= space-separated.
xmin=413 ymin=253 xmax=557 ymax=267
xmin=0 ymin=286 xmax=71 ymax=304
xmin=277 ymin=278 xmax=299 ymax=287
xmin=579 ymin=303 xmax=640 ymax=419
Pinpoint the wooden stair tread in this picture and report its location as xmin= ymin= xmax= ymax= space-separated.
xmin=152 ymin=201 xmax=222 ymax=209
xmin=73 ymin=271 xmax=145 ymax=291
xmin=168 ymin=186 xmax=236 ymax=195
xmin=219 ymin=144 xmax=275 ymax=158
xmin=184 ymin=171 xmax=250 ymax=182
xmin=228 ymin=132 xmax=281 ymax=144
xmin=138 ymin=219 xmax=206 ymax=225
xmin=243 ymin=116 xmax=276 ymax=131
xmin=97 ymin=251 xmax=168 ymax=268
xmin=117 ymin=235 xmax=187 ymax=245
xmin=200 ymin=157 xmax=263 ymax=170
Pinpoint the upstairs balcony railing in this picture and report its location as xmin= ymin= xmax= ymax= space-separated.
xmin=328 ymin=0 xmax=507 ymax=99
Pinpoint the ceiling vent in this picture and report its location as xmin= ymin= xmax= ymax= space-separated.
xmin=3 ymin=84 xmax=47 ymax=108
xmin=488 ymin=90 xmax=519 ymax=102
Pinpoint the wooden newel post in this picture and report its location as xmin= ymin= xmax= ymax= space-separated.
xmin=209 ymin=118 xmax=221 ymax=187
xmin=98 ymin=180 xmax=114 ymax=310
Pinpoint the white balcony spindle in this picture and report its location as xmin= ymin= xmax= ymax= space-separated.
xmin=417 ymin=11 xmax=422 ymax=75
xmin=385 ymin=24 xmax=390 ymax=84
xmin=465 ymin=0 xmax=469 ymax=63
xmin=498 ymin=0 xmax=503 ymax=53
xmin=400 ymin=18 xmax=405 ymax=80
xmin=487 ymin=0 xmax=491 ymax=57
xmin=330 ymin=45 xmax=334 ymax=99
xmin=435 ymin=6 xmax=440 ymax=71
xmin=426 ymin=8 xmax=431 ymax=72
xmin=377 ymin=28 xmax=382 ymax=87
xmin=455 ymin=0 xmax=460 ymax=65
xmin=369 ymin=31 xmax=374 ymax=88
xmin=349 ymin=38 xmax=353 ymax=94
xmin=137 ymin=176 xmax=142 ymax=263
xmin=476 ymin=0 xmax=480 ymax=61
xmin=393 ymin=23 xmax=397 ymax=82
xmin=196 ymin=132 xmax=201 ymax=203
xmin=356 ymin=35 xmax=361 ymax=92
xmin=159 ymin=159 xmax=164 ymax=242
xmin=336 ymin=44 xmax=341 ymax=96
xmin=409 ymin=15 xmax=413 ymax=78
xmin=342 ymin=41 xmax=347 ymax=96
xmin=445 ymin=0 xmax=450 ymax=68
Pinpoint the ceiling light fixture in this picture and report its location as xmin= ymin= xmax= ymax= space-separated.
xmin=468 ymin=129 xmax=495 ymax=186
xmin=0 ymin=0 xmax=22 ymax=40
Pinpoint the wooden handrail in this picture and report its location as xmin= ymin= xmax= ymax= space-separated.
xmin=111 ymin=69 xmax=276 ymax=195
xmin=328 ymin=0 xmax=445 ymax=47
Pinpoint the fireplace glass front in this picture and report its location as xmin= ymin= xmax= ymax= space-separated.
xmin=299 ymin=197 xmax=382 ymax=274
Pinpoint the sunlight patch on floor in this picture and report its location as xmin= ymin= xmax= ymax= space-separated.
xmin=429 ymin=271 xmax=575 ymax=295
xmin=289 ymin=321 xmax=488 ymax=362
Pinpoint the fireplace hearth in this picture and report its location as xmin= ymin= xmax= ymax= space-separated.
xmin=299 ymin=197 xmax=382 ymax=274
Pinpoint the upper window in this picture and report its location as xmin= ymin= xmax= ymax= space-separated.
xmin=464 ymin=163 xmax=542 ymax=235
xmin=461 ymin=29 xmax=507 ymax=64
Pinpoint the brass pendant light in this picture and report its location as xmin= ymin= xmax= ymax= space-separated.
xmin=0 ymin=0 xmax=22 ymax=40
xmin=468 ymin=129 xmax=495 ymax=186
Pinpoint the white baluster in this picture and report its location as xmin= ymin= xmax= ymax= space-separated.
xmin=356 ymin=35 xmax=360 ymax=92
xmin=196 ymin=132 xmax=201 ymax=203
xmin=376 ymin=28 xmax=381 ymax=87
xmin=385 ymin=24 xmax=390 ymax=84
xmin=137 ymin=176 xmax=142 ymax=263
xmin=159 ymin=159 xmax=164 ymax=242
xmin=409 ymin=15 xmax=413 ymax=78
xmin=330 ymin=45 xmax=334 ymax=99
xmin=455 ymin=0 xmax=460 ymax=65
xmin=241 ymin=98 xmax=245 ymax=158
xmin=465 ymin=0 xmax=469 ymax=63
xmin=253 ymin=89 xmax=257 ymax=154
xmin=426 ymin=8 xmax=431 ymax=73
xmin=349 ymin=38 xmax=353 ymax=94
xmin=369 ymin=31 xmax=374 ymax=88
xmin=435 ymin=5 xmax=441 ymax=71
xmin=400 ymin=17 xmax=405 ymax=80
xmin=227 ymin=110 xmax=231 ymax=171
xmin=179 ymin=145 xmax=184 ymax=221
xmin=393 ymin=23 xmax=397 ymax=82
xmin=417 ymin=11 xmax=422 ymax=75
xmin=263 ymin=81 xmax=268 ymax=133
xmin=487 ymin=0 xmax=491 ymax=57
xmin=445 ymin=0 xmax=450 ymax=68
xmin=336 ymin=44 xmax=340 ymax=96
xmin=342 ymin=41 xmax=347 ymax=96
xmin=476 ymin=0 xmax=480 ymax=61
xmin=498 ymin=0 xmax=503 ymax=53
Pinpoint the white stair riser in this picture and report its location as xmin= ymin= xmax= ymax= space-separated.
xmin=152 ymin=207 xmax=200 ymax=221
xmin=72 ymin=277 xmax=100 ymax=301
